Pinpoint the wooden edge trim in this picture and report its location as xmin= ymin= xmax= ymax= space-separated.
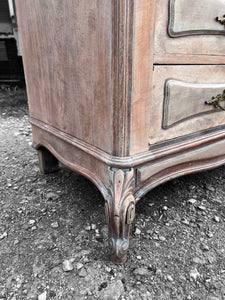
xmin=112 ymin=0 xmax=134 ymax=156
xmin=154 ymin=54 xmax=225 ymax=65
xmin=30 ymin=117 xmax=225 ymax=168
xmin=34 ymin=141 xmax=109 ymax=200
xmin=134 ymin=155 xmax=225 ymax=202
xmin=30 ymin=117 xmax=132 ymax=167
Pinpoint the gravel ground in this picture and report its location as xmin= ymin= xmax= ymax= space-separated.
xmin=1 ymin=87 xmax=225 ymax=300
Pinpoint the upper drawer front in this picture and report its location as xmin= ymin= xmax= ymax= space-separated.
xmin=154 ymin=0 xmax=225 ymax=64
xmin=150 ymin=65 xmax=225 ymax=145
xmin=169 ymin=0 xmax=225 ymax=37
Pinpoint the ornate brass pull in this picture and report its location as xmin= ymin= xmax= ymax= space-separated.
xmin=205 ymin=90 xmax=225 ymax=111
xmin=216 ymin=15 xmax=225 ymax=25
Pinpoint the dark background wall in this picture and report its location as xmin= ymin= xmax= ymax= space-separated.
xmin=0 ymin=0 xmax=24 ymax=83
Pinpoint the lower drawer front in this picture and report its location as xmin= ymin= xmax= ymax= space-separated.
xmin=150 ymin=65 xmax=225 ymax=145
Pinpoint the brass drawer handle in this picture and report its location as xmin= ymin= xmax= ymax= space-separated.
xmin=205 ymin=90 xmax=225 ymax=111
xmin=216 ymin=15 xmax=225 ymax=25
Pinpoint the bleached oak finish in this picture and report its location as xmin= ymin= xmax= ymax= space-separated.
xmin=105 ymin=169 xmax=135 ymax=263
xmin=16 ymin=0 xmax=225 ymax=263
xmin=154 ymin=0 xmax=225 ymax=64
xmin=150 ymin=65 xmax=225 ymax=145
xmin=168 ymin=0 xmax=225 ymax=37
xmin=163 ymin=80 xmax=225 ymax=128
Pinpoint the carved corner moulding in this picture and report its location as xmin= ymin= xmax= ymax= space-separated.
xmin=105 ymin=168 xmax=135 ymax=263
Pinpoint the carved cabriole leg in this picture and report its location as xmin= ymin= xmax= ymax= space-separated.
xmin=105 ymin=168 xmax=135 ymax=263
xmin=37 ymin=148 xmax=59 ymax=174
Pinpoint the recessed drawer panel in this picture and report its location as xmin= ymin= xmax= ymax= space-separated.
xmin=168 ymin=0 xmax=225 ymax=37
xmin=163 ymin=80 xmax=225 ymax=128
xmin=150 ymin=65 xmax=225 ymax=145
xmin=154 ymin=0 xmax=225 ymax=64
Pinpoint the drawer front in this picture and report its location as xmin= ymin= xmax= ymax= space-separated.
xmin=137 ymin=138 xmax=225 ymax=186
xmin=168 ymin=0 xmax=225 ymax=37
xmin=150 ymin=65 xmax=225 ymax=145
xmin=154 ymin=0 xmax=225 ymax=64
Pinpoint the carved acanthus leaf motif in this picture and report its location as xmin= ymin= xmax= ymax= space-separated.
xmin=105 ymin=168 xmax=135 ymax=263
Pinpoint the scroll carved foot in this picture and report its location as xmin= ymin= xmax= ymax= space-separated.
xmin=37 ymin=147 xmax=59 ymax=174
xmin=105 ymin=168 xmax=135 ymax=263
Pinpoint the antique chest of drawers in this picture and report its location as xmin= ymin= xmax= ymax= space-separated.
xmin=15 ymin=0 xmax=225 ymax=263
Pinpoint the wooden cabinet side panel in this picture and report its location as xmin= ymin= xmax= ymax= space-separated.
xmin=32 ymin=126 xmax=109 ymax=197
xmin=15 ymin=0 xmax=113 ymax=153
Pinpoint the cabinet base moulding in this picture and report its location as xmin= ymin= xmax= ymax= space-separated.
xmin=32 ymin=119 xmax=225 ymax=262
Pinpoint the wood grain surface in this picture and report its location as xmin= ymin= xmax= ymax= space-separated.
xmin=14 ymin=0 xmax=225 ymax=263
xmin=163 ymin=80 xmax=225 ymax=128
xmin=150 ymin=65 xmax=225 ymax=145
xmin=169 ymin=0 xmax=225 ymax=37
xmin=154 ymin=0 xmax=225 ymax=64
xmin=129 ymin=0 xmax=155 ymax=155
xmin=16 ymin=0 xmax=113 ymax=153
xmin=135 ymin=137 xmax=225 ymax=200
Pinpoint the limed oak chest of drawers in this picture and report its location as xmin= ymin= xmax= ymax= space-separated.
xmin=15 ymin=0 xmax=225 ymax=263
